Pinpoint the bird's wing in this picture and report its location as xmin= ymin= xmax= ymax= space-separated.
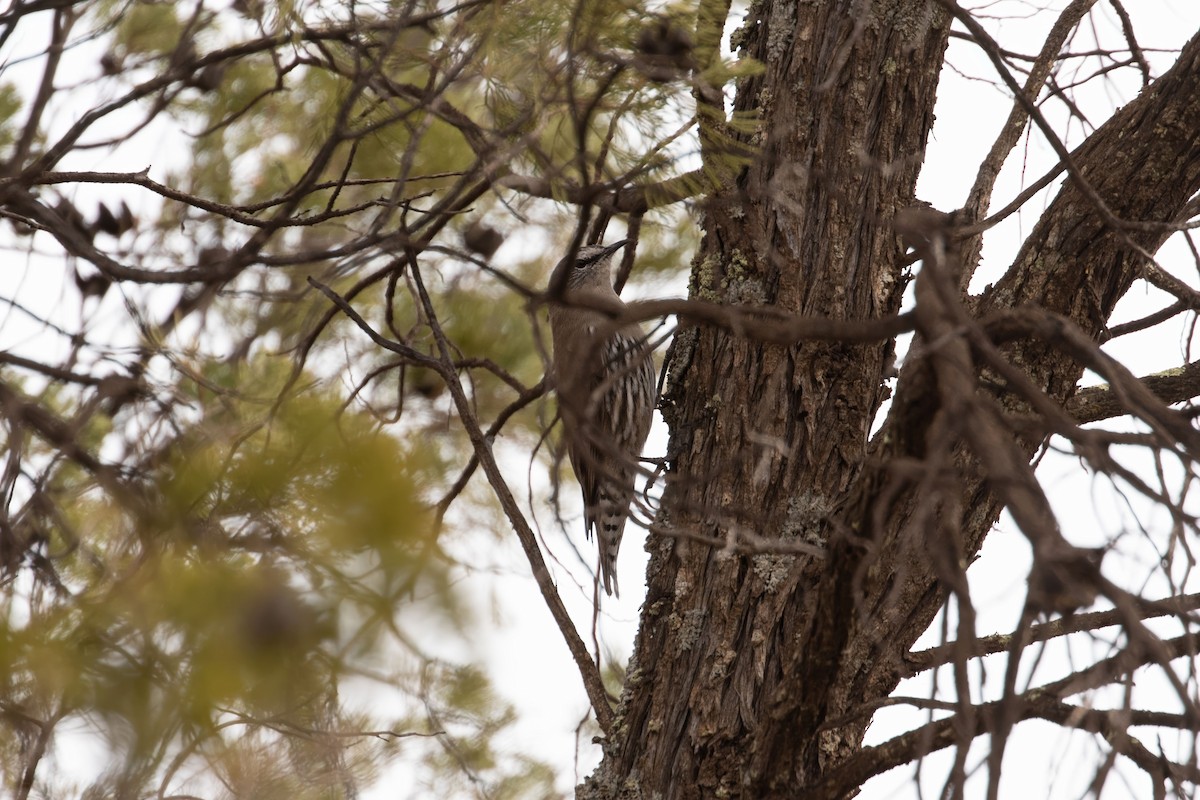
xmin=566 ymin=425 xmax=606 ymax=542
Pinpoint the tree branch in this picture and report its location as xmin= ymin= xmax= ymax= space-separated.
xmin=308 ymin=275 xmax=617 ymax=735
xmin=1067 ymin=360 xmax=1200 ymax=424
xmin=906 ymin=592 xmax=1200 ymax=674
xmin=811 ymin=695 xmax=1199 ymax=800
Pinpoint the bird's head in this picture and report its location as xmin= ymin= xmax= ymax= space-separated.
xmin=549 ymin=240 xmax=628 ymax=296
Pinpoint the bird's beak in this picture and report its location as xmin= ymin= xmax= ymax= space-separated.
xmin=602 ymin=239 xmax=629 ymax=257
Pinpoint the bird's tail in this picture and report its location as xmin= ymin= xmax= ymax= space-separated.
xmin=598 ymin=526 xmax=621 ymax=598
xmin=592 ymin=483 xmax=631 ymax=598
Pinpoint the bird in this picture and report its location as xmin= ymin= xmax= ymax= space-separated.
xmin=548 ymin=240 xmax=656 ymax=597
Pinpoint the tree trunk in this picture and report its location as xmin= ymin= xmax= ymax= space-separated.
xmin=592 ymin=2 xmax=1200 ymax=797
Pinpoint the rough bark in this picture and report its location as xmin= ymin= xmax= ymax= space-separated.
xmin=593 ymin=3 xmax=1200 ymax=798
xmin=602 ymin=2 xmax=951 ymax=796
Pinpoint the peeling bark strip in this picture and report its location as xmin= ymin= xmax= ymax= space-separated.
xmin=591 ymin=5 xmax=1200 ymax=799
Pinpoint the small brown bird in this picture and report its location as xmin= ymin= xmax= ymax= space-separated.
xmin=548 ymin=240 xmax=656 ymax=597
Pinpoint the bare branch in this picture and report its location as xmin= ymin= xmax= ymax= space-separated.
xmin=906 ymin=592 xmax=1200 ymax=674
xmin=309 ymin=275 xmax=617 ymax=735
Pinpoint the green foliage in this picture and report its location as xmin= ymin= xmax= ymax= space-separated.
xmin=0 ymin=374 xmax=469 ymax=794
xmin=437 ymin=281 xmax=542 ymax=386
xmin=400 ymin=663 xmax=558 ymax=799
xmin=0 ymin=82 xmax=21 ymax=155
xmin=114 ymin=2 xmax=184 ymax=57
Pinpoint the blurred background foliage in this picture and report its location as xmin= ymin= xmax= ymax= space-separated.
xmin=0 ymin=0 xmax=707 ymax=795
